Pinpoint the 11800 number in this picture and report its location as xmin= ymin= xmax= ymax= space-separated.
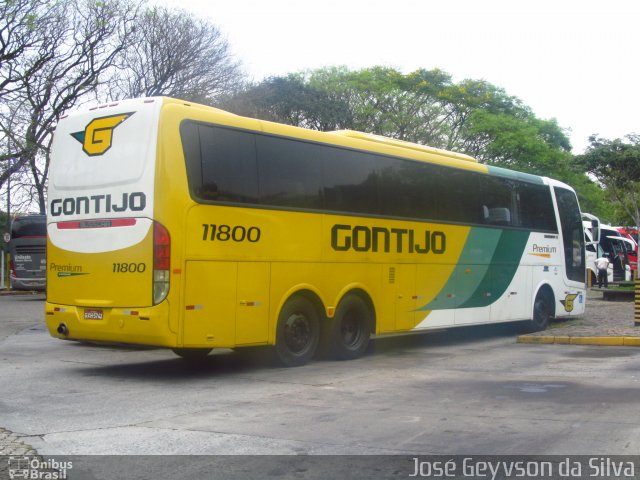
xmin=202 ymin=224 xmax=261 ymax=243
xmin=112 ymin=262 xmax=147 ymax=273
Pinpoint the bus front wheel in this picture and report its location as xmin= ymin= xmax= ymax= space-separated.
xmin=528 ymin=290 xmax=554 ymax=332
xmin=324 ymin=294 xmax=372 ymax=360
xmin=274 ymin=296 xmax=320 ymax=367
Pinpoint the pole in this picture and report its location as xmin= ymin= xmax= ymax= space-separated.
xmin=6 ymin=158 xmax=10 ymax=226
xmin=636 ymin=223 xmax=639 ymax=281
xmin=636 ymin=277 xmax=640 ymax=326
xmin=3 ymin=158 xmax=11 ymax=290
xmin=0 ymin=247 xmax=4 ymax=290
xmin=636 ymin=224 xmax=640 ymax=325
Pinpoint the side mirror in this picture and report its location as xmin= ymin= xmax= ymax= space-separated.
xmin=591 ymin=220 xmax=600 ymax=243
xmin=582 ymin=213 xmax=600 ymax=246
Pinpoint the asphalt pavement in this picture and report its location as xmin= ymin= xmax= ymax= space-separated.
xmin=0 ymin=287 xmax=638 ymax=463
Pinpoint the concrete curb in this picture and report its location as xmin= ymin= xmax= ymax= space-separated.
xmin=0 ymin=427 xmax=37 ymax=455
xmin=517 ymin=335 xmax=640 ymax=346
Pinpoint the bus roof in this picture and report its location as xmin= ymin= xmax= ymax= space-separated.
xmin=134 ymin=97 xmax=481 ymax=169
xmin=329 ymin=130 xmax=477 ymax=163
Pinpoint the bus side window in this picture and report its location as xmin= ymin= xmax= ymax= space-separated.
xmin=438 ymin=169 xmax=482 ymax=224
xmin=199 ymin=126 xmax=258 ymax=204
xmin=478 ymin=175 xmax=513 ymax=227
xmin=517 ymin=183 xmax=557 ymax=232
xmin=323 ymin=148 xmax=378 ymax=214
xmin=483 ymin=206 xmax=511 ymax=226
xmin=256 ymin=135 xmax=323 ymax=209
xmin=181 ymin=122 xmax=259 ymax=204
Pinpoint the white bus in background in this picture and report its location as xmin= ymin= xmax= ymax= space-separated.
xmin=583 ymin=214 xmax=601 ymax=285
xmin=600 ymin=224 xmax=633 ymax=282
xmin=584 ymin=216 xmax=632 ymax=284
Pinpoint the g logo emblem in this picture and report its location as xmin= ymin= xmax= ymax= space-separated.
xmin=561 ymin=293 xmax=578 ymax=313
xmin=71 ymin=112 xmax=134 ymax=156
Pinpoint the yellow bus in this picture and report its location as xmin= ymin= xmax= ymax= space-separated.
xmin=45 ymin=97 xmax=587 ymax=366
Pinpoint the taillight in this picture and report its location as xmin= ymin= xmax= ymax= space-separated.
xmin=153 ymin=221 xmax=170 ymax=305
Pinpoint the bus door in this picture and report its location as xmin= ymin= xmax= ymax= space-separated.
xmin=489 ymin=265 xmax=532 ymax=322
xmin=182 ymin=261 xmax=270 ymax=347
xmin=413 ymin=264 xmax=455 ymax=329
xmin=393 ymin=264 xmax=416 ymax=331
xmin=183 ymin=261 xmax=236 ymax=347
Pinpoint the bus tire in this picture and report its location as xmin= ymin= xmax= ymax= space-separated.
xmin=325 ymin=294 xmax=372 ymax=360
xmin=274 ymin=296 xmax=320 ymax=367
xmin=528 ymin=289 xmax=554 ymax=332
xmin=172 ymin=348 xmax=212 ymax=362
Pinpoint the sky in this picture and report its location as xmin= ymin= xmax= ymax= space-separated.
xmin=161 ymin=0 xmax=638 ymax=154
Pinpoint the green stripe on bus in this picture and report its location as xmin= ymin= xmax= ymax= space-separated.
xmin=418 ymin=228 xmax=530 ymax=311
xmin=417 ymin=228 xmax=502 ymax=311
xmin=458 ymin=229 xmax=530 ymax=308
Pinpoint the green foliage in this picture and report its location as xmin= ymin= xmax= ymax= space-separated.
xmin=233 ymin=67 xmax=572 ymax=163
xmin=564 ymin=170 xmax=612 ymax=221
xmin=576 ymin=135 xmax=640 ymax=226
xmin=579 ymin=135 xmax=640 ymax=187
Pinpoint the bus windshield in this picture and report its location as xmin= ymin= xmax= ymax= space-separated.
xmin=11 ymin=215 xmax=47 ymax=238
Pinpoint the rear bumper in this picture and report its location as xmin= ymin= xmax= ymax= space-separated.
xmin=10 ymin=277 xmax=46 ymax=291
xmin=45 ymin=300 xmax=177 ymax=348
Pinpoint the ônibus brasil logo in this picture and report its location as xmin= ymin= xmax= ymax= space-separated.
xmin=70 ymin=112 xmax=134 ymax=156
xmin=7 ymin=456 xmax=73 ymax=479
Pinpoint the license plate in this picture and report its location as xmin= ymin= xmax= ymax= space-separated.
xmin=84 ymin=309 xmax=103 ymax=320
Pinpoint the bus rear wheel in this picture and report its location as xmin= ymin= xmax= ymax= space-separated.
xmin=274 ymin=296 xmax=320 ymax=367
xmin=324 ymin=294 xmax=372 ymax=360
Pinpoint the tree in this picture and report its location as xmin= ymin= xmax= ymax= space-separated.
xmin=226 ymin=71 xmax=353 ymax=130
xmin=578 ymin=134 xmax=640 ymax=227
xmin=0 ymin=0 xmax=140 ymax=212
xmin=1 ymin=1 xmax=245 ymax=214
xmin=229 ymin=66 xmax=453 ymax=143
xmin=0 ymin=0 xmax=58 ymax=180
xmin=112 ymin=6 xmax=243 ymax=104
xmin=0 ymin=0 xmax=49 ymax=96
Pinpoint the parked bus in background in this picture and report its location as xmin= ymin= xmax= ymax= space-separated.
xmin=599 ymin=225 xmax=632 ymax=282
xmin=617 ymin=227 xmax=639 ymax=244
xmin=616 ymin=227 xmax=638 ymax=275
xmin=9 ymin=214 xmax=47 ymax=291
xmin=45 ymin=97 xmax=589 ymax=366
xmin=583 ymin=214 xmax=602 ymax=286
